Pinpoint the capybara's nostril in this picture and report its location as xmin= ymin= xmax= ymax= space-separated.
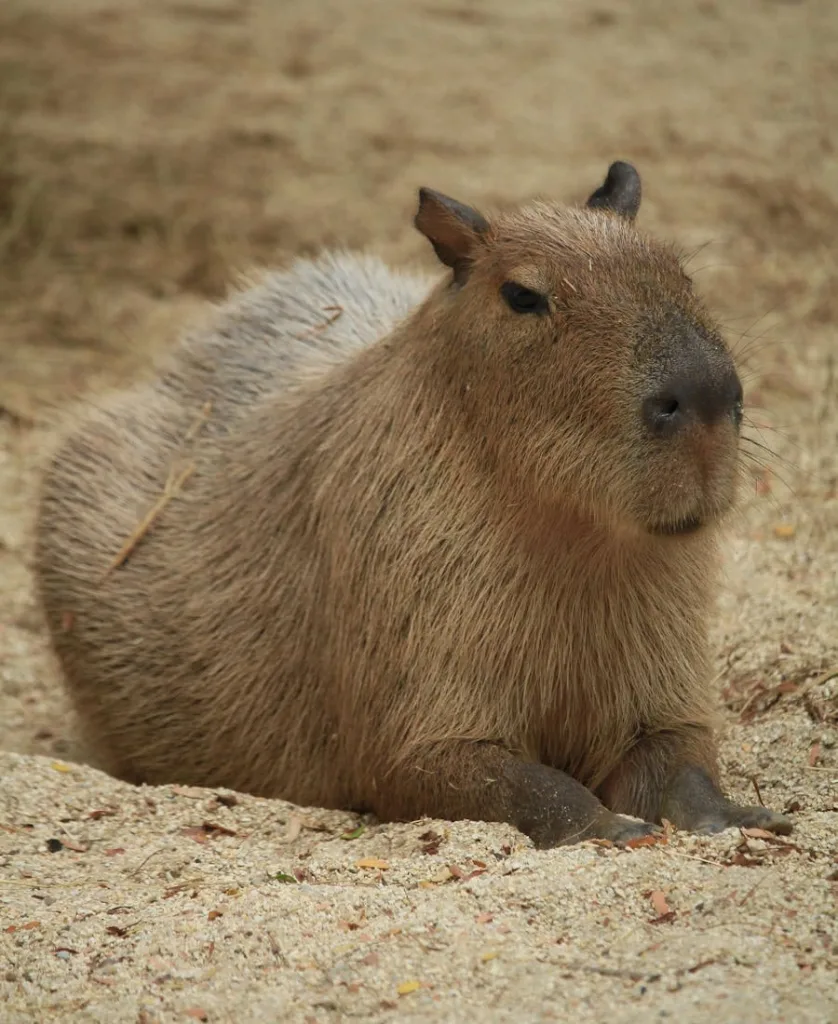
xmin=643 ymin=362 xmax=742 ymax=440
xmin=643 ymin=390 xmax=685 ymax=439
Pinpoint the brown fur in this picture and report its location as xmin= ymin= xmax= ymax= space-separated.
xmin=33 ymin=168 xmax=791 ymax=846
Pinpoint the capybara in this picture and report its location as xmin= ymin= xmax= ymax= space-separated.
xmin=34 ymin=162 xmax=792 ymax=845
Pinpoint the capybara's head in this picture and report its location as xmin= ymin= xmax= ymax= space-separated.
xmin=414 ymin=162 xmax=743 ymax=539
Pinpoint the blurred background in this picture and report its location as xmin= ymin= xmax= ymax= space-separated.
xmin=0 ymin=0 xmax=836 ymax=756
xmin=2 ymin=0 xmax=835 ymax=406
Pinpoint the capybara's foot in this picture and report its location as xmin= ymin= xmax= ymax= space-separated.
xmin=690 ymin=803 xmax=793 ymax=837
xmin=662 ymin=765 xmax=794 ymax=837
xmin=592 ymin=811 xmax=663 ymax=847
xmin=504 ymin=757 xmax=662 ymax=848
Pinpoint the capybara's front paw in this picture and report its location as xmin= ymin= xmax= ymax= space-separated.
xmin=693 ymin=803 xmax=793 ymax=837
xmin=591 ymin=810 xmax=662 ymax=847
xmin=661 ymin=766 xmax=794 ymax=838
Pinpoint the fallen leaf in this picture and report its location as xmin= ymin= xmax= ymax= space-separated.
xmin=360 ymin=951 xmax=380 ymax=966
xmin=809 ymin=742 xmax=821 ymax=767
xmin=203 ymin=821 xmax=236 ymax=837
xmin=106 ymin=925 xmax=128 ymax=937
xmin=480 ymin=951 xmax=498 ymax=962
xmin=441 ymin=861 xmax=487 ymax=882
xmin=356 ymin=858 xmax=389 ymax=870
xmin=50 ymin=762 xmax=73 ymax=773
xmin=22 ymin=921 xmax=41 ymax=931
xmin=647 ymin=889 xmax=676 ymax=923
xmin=180 ymin=827 xmax=209 ymax=845
xmin=61 ymin=839 xmax=89 ymax=853
xmin=476 ymin=912 xmax=494 ymax=924
xmin=773 ymin=523 xmax=796 ymax=539
xmin=180 ymin=822 xmax=237 ymax=844
xmin=274 ymin=872 xmax=297 ymax=884
xmin=419 ymin=829 xmax=442 ymax=855
xmin=426 ymin=866 xmax=453 ymax=884
xmin=625 ymin=832 xmax=667 ymax=850
xmin=341 ymin=826 xmax=366 ymax=841
xmin=207 ymin=910 xmax=223 ymax=921
xmin=88 ymin=807 xmax=119 ymax=820
xmin=649 ymin=890 xmax=670 ymax=917
xmin=104 ymin=848 xmax=126 ymax=857
xmin=397 ymin=980 xmax=421 ymax=996
xmin=741 ymin=828 xmax=776 ymax=841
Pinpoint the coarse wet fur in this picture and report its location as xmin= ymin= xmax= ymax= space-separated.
xmin=34 ymin=163 xmax=792 ymax=847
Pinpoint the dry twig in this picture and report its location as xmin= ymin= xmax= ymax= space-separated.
xmin=293 ymin=305 xmax=343 ymax=339
xmin=103 ymin=463 xmax=195 ymax=576
xmin=103 ymin=400 xmax=213 ymax=576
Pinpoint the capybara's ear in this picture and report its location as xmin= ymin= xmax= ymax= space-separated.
xmin=586 ymin=161 xmax=642 ymax=220
xmin=414 ymin=187 xmax=489 ymax=284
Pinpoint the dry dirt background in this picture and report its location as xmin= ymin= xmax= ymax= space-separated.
xmin=0 ymin=1 xmax=836 ymax=1022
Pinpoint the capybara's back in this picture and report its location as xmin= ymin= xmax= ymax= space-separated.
xmin=35 ymin=252 xmax=430 ymax=804
xmin=35 ymin=167 xmax=793 ymax=845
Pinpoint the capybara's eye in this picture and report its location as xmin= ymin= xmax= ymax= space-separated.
xmin=500 ymin=282 xmax=549 ymax=315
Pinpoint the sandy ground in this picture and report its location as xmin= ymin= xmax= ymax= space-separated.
xmin=1 ymin=0 xmax=836 ymax=1021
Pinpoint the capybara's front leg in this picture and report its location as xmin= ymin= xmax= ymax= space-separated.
xmin=375 ymin=742 xmax=660 ymax=848
xmin=597 ymin=726 xmax=793 ymax=836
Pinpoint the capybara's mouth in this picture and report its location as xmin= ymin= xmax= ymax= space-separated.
xmin=648 ymin=513 xmax=704 ymax=537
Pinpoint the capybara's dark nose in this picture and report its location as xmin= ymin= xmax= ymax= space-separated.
xmin=643 ymin=336 xmax=743 ymax=440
